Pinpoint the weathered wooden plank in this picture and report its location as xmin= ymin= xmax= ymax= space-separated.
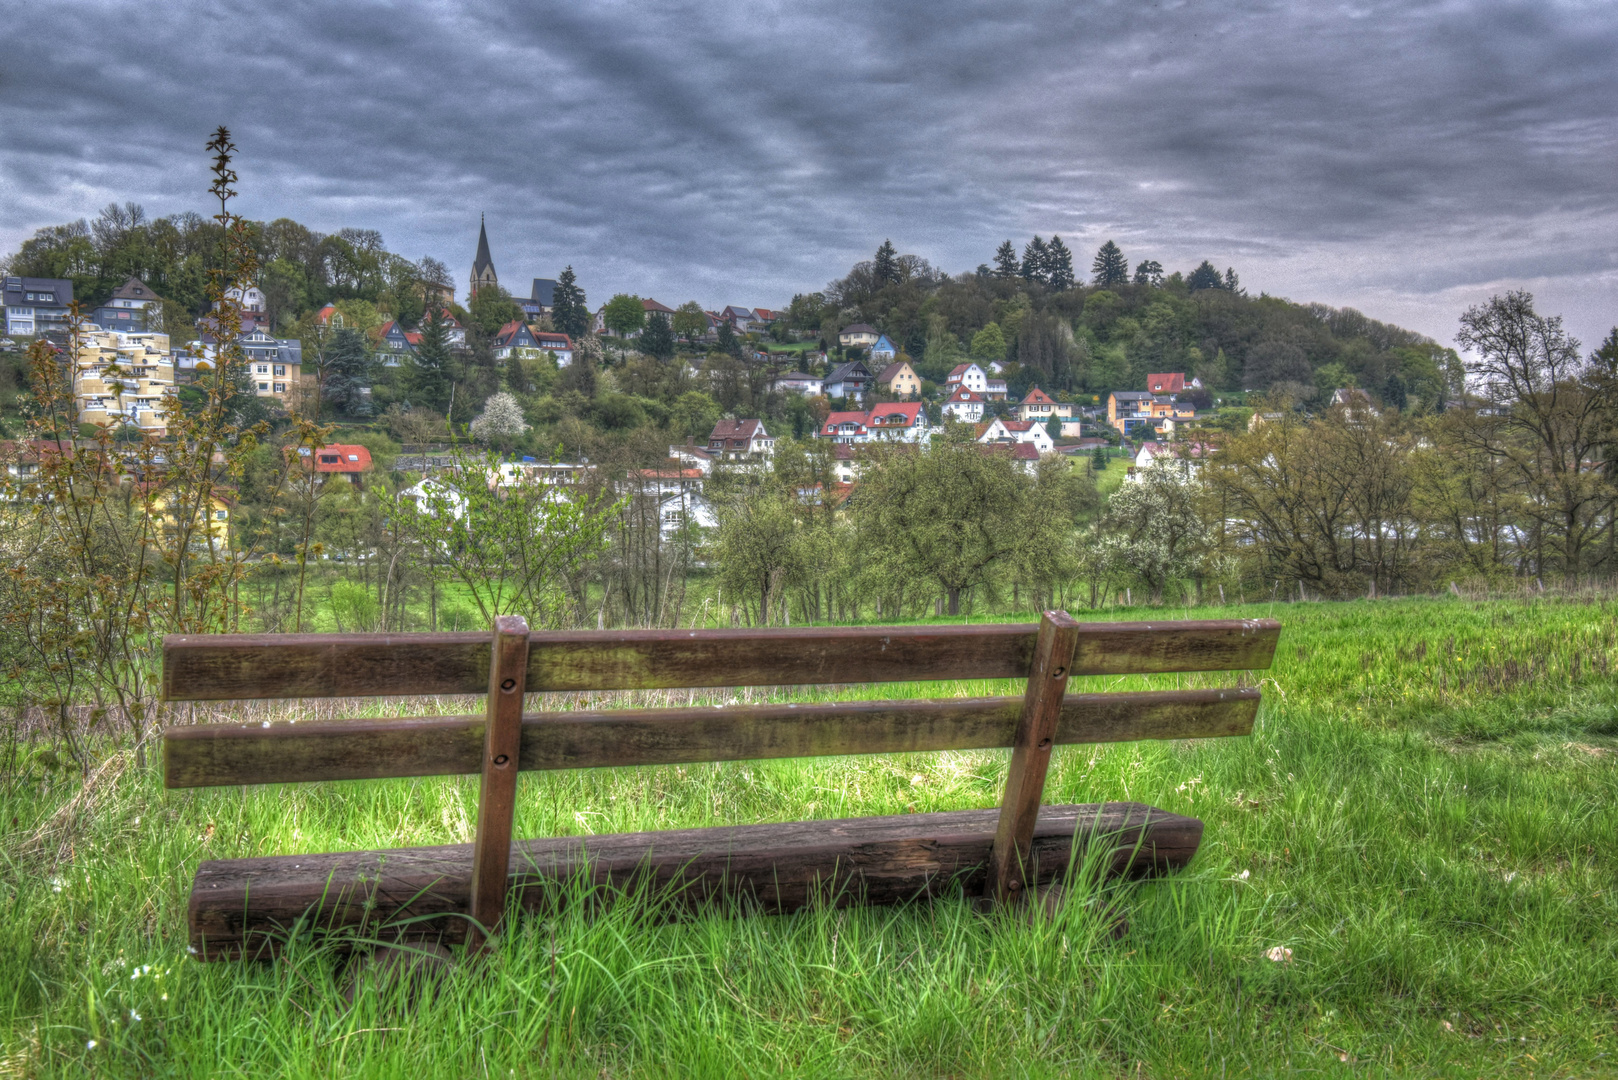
xmin=162 ymin=620 xmax=1281 ymax=701
xmin=187 ymin=802 xmax=1202 ymax=960
xmin=467 ymin=616 xmax=529 ymax=950
xmin=988 ymin=611 xmax=1082 ymax=903
xmin=164 ymin=687 xmax=1261 ymax=789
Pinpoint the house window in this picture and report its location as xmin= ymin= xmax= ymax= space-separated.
xmin=258 ymin=383 xmax=269 ymax=391
xmin=273 ymin=365 xmax=285 ymax=376
xmin=256 ymin=365 xmax=268 ymax=374
xmin=214 ymin=510 xmax=227 ymax=520
xmin=273 ymin=383 xmax=285 ymax=393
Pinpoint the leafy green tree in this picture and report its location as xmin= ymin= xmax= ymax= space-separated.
xmin=671 ymin=390 xmax=721 ymax=440
xmin=602 ymin=293 xmax=645 ymax=337
xmin=1133 ymin=260 xmax=1164 ymax=286
xmin=673 ymin=300 xmax=708 ymax=343
xmin=1021 ymin=236 xmax=1049 ymax=284
xmin=1046 ymin=236 xmax=1076 ymax=290
xmin=641 ymin=311 xmax=676 ymax=360
xmin=324 ymin=327 xmax=374 ymax=415
xmin=874 ymin=239 xmax=899 ymax=286
xmin=551 ymin=265 xmax=590 ymax=339
xmin=1187 ymin=261 xmax=1225 ymax=291
xmin=856 ymin=428 xmax=1026 ymax=615
xmin=970 ymin=322 xmax=1007 ymax=362
xmin=1046 ymin=413 xmax=1063 ymax=443
xmin=1091 ymin=241 xmax=1128 ymax=287
xmin=468 ymin=285 xmax=521 ymax=337
xmin=993 ymin=240 xmax=1020 ymax=278
xmin=1099 ymin=465 xmax=1212 ymax=603
xmin=712 ymin=478 xmax=803 ymax=626
xmin=406 ymin=305 xmax=452 ymax=412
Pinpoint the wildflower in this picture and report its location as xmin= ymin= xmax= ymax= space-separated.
xmin=129 ymin=1010 xmax=141 ymax=1022
xmin=910 ymin=774 xmax=925 ymax=786
xmin=1265 ymin=946 xmax=1293 ymax=963
xmin=161 ymin=993 xmax=168 ymax=1001
xmin=1237 ymin=869 xmax=1250 ymax=880
xmin=50 ymin=877 xmax=64 ymax=893
xmin=87 ymin=1040 xmax=97 ymax=1050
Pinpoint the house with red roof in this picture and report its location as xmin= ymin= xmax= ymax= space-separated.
xmin=1146 ymin=372 xmax=1189 ymax=395
xmin=494 ymin=321 xmax=545 ymax=361
xmin=977 ymin=417 xmax=1054 ymax=454
xmin=864 ymin=402 xmax=929 ymax=442
xmin=707 ymin=419 xmax=775 ymax=460
xmin=941 ymin=387 xmax=985 ymax=423
xmin=945 ymin=363 xmax=987 ymax=394
xmin=291 ymin=443 xmax=374 ymax=487
xmin=820 ymin=411 xmax=870 ymax=444
xmin=1015 ymin=386 xmax=1073 ymax=424
xmin=532 ymin=331 xmax=574 ymax=366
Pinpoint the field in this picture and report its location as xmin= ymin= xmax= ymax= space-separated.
xmin=2 ymin=594 xmax=1617 ymax=1077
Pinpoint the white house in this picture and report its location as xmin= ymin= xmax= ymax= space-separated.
xmin=772 ymin=371 xmax=824 ymax=395
xmin=863 ymin=402 xmax=930 ymax=443
xmin=978 ymin=417 xmax=1053 ymax=453
xmin=1128 ymin=441 xmax=1216 ymax=482
xmin=945 ymin=363 xmax=988 ymax=394
xmin=657 ymin=489 xmax=716 ymax=539
xmin=819 ymin=411 xmax=870 ymax=443
xmin=941 ymin=387 xmax=985 ymax=423
xmin=708 ymin=419 xmax=775 ymax=461
xmin=838 ymin=323 xmax=880 ymax=349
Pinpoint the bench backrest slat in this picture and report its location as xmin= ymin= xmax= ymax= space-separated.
xmin=162 ymin=619 xmax=1282 ymax=701
xmin=163 ymin=687 xmax=1260 ymax=788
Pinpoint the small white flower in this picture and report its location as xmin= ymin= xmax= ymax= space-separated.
xmin=161 ymin=993 xmax=168 ymax=1001
xmin=261 ymin=721 xmax=270 ymax=728
xmin=910 ymin=774 xmax=925 ymax=786
xmin=129 ymin=1010 xmax=141 ymax=1022
xmin=87 ymin=1039 xmax=97 ymax=1050
xmin=133 ymin=816 xmax=140 ymax=826
xmin=50 ymin=877 xmax=64 ymax=893
xmin=1237 ymin=869 xmax=1250 ymax=880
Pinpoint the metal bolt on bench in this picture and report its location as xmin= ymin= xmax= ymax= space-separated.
xmin=162 ymin=612 xmax=1280 ymax=960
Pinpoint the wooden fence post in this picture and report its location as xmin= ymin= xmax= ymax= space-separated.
xmin=468 ymin=615 xmax=530 ymax=952
xmin=985 ymin=610 xmax=1081 ymax=905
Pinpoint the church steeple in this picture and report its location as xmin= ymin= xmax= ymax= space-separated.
xmin=470 ymin=214 xmax=498 ymax=297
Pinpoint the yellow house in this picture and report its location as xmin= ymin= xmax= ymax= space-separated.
xmin=74 ymin=330 xmax=176 ymax=436
xmin=142 ymin=484 xmax=232 ymax=547
xmin=874 ymin=360 xmax=921 ymax=399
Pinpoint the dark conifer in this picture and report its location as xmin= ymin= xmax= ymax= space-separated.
xmin=1091 ymin=241 xmax=1128 ymax=287
xmin=551 ymin=265 xmax=590 ymax=339
xmin=1022 ymin=236 xmax=1049 ymax=284
xmin=993 ymin=240 xmax=1020 ymax=278
xmin=1187 ymin=261 xmax=1224 ymax=292
xmin=873 ymin=239 xmax=899 ymax=286
xmin=1046 ymin=236 xmax=1075 ymax=290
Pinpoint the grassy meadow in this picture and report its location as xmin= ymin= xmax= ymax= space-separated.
xmin=2 ymin=594 xmax=1617 ymax=1077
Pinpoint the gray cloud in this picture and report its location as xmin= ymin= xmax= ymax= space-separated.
xmin=2 ymin=0 xmax=1614 ymax=347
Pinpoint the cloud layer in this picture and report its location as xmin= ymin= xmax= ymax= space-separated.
xmin=2 ymin=0 xmax=1615 ymax=347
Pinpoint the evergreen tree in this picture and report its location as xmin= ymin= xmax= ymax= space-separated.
xmin=551 ymin=265 xmax=589 ymax=339
xmin=1133 ymin=260 xmax=1164 ymax=286
xmin=1187 ymin=261 xmax=1224 ymax=292
xmin=1224 ymin=267 xmax=1242 ymax=294
xmin=993 ymin=240 xmax=1020 ymax=278
xmin=873 ymin=239 xmax=899 ymax=286
xmin=716 ymin=320 xmax=742 ymax=357
xmin=1091 ymin=241 xmax=1128 ymax=287
xmin=642 ymin=311 xmax=675 ymax=360
xmin=324 ymin=327 xmax=374 ymax=416
xmin=1046 ymin=236 xmax=1075 ymax=290
xmin=407 ymin=305 xmax=452 ymax=412
xmin=1046 ymin=413 xmax=1063 ymax=443
xmin=1021 ymin=236 xmax=1049 ymax=284
xmin=1092 ymin=444 xmax=1108 ymax=471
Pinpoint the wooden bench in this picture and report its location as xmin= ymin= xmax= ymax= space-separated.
xmin=163 ymin=612 xmax=1280 ymax=960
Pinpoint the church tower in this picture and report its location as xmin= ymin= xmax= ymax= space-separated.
xmin=470 ymin=215 xmax=498 ymax=297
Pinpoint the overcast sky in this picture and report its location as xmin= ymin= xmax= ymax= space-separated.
xmin=3 ymin=0 xmax=1615 ymax=349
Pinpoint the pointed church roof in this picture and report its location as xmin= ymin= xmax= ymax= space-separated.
xmin=472 ymin=215 xmax=496 ymax=279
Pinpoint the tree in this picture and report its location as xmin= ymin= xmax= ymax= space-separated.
xmin=1021 ymin=236 xmax=1049 ymax=284
xmin=602 ymin=293 xmax=645 ymax=338
xmin=405 ymin=305 xmax=452 ymax=412
xmin=1133 ymin=260 xmax=1164 ymax=286
xmin=641 ymin=311 xmax=675 ymax=360
xmin=716 ymin=320 xmax=742 ymax=357
xmin=671 ymin=390 xmax=721 ymax=440
xmin=1100 ymin=465 xmax=1213 ymax=603
xmin=873 ymin=239 xmax=899 ymax=286
xmin=994 ymin=240 xmax=1020 ymax=278
xmin=470 ymin=391 xmax=526 ymax=445
xmin=970 ymin=322 xmax=1006 ymax=362
xmin=1046 ymin=413 xmax=1063 ymax=443
xmin=1091 ymin=241 xmax=1128 ymax=287
xmin=1046 ymin=236 xmax=1075 ymax=290
xmin=1224 ymin=267 xmax=1242 ymax=294
xmin=1455 ymin=291 xmax=1615 ymax=575
xmin=324 ymin=327 xmax=373 ymax=415
xmin=673 ymin=300 xmax=708 ymax=343
xmin=468 ymin=284 xmax=521 ymax=338
xmin=552 ymin=265 xmax=590 ymax=339
xmin=856 ymin=428 xmax=1026 ymax=615
xmin=1187 ymin=261 xmax=1225 ymax=291
xmin=712 ymin=477 xmax=803 ymax=626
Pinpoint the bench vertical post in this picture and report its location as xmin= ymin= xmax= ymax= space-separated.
xmin=467 ymin=615 xmax=531 ymax=951
xmin=986 ymin=610 xmax=1081 ymax=905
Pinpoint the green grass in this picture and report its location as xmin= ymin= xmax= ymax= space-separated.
xmin=4 ymin=595 xmax=1618 ymax=1076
